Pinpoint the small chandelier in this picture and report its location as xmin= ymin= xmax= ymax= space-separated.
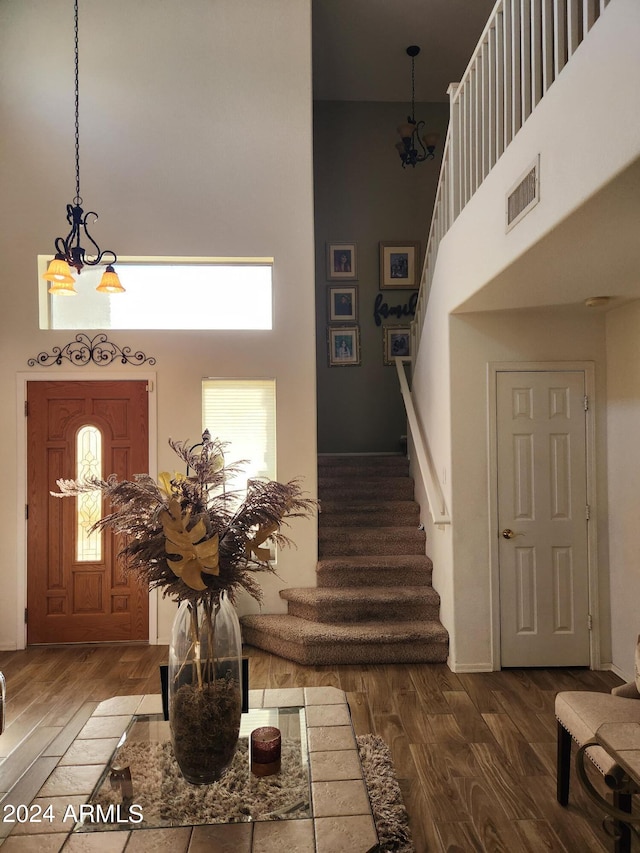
xmin=43 ymin=0 xmax=124 ymax=296
xmin=396 ymin=46 xmax=439 ymax=169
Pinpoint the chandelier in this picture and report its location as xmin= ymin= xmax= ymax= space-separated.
xmin=43 ymin=0 xmax=124 ymax=296
xmin=396 ymin=46 xmax=439 ymax=169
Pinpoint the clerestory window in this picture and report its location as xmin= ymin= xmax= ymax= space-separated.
xmin=38 ymin=257 xmax=273 ymax=330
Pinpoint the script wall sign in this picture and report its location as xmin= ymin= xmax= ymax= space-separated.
xmin=373 ymin=292 xmax=417 ymax=327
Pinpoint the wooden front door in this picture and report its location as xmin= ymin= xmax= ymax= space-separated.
xmin=496 ymin=370 xmax=590 ymax=667
xmin=27 ymin=380 xmax=149 ymax=644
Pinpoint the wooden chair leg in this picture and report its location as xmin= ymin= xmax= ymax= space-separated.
xmin=613 ymin=790 xmax=632 ymax=853
xmin=557 ymin=720 xmax=572 ymax=805
xmin=0 ymin=671 xmax=5 ymax=736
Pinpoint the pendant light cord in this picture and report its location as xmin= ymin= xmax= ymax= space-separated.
xmin=411 ymin=54 xmax=416 ymax=123
xmin=73 ymin=0 xmax=82 ymax=206
xmin=44 ymin=0 xmax=121 ymax=283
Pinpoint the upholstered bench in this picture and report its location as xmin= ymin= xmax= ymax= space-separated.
xmin=555 ymin=679 xmax=640 ymax=853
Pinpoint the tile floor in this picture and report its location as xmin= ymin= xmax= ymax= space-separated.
xmin=1 ymin=687 xmax=378 ymax=852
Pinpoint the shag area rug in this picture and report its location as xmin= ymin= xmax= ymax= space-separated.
xmin=356 ymin=734 xmax=415 ymax=853
xmin=88 ymin=732 xmax=414 ymax=852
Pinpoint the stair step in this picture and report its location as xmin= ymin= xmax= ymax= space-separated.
xmin=281 ymin=586 xmax=440 ymax=623
xmin=241 ymin=614 xmax=449 ymax=666
xmin=242 ymin=451 xmax=448 ymax=666
xmin=319 ymin=500 xmax=420 ymax=527
xmin=318 ymin=526 xmax=425 ymax=557
xmin=318 ymin=455 xmax=409 ymax=477
xmin=319 ymin=477 xmax=414 ymax=501
xmin=318 ymin=464 xmax=410 ymax=479
xmin=317 ymin=555 xmax=433 ymax=587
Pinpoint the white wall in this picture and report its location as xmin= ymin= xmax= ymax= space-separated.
xmin=0 ymin=0 xmax=317 ymax=649
xmin=606 ymin=300 xmax=640 ymax=682
xmin=412 ymin=307 xmax=610 ymax=673
xmin=445 ymin=0 xmax=640 ymax=314
xmin=408 ymin=280 xmax=456 ymax=663
xmin=410 ymin=0 xmax=639 ymax=671
xmin=449 ymin=309 xmax=610 ymax=671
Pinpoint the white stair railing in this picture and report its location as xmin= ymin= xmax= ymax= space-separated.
xmin=412 ymin=0 xmax=612 ymax=344
xmin=395 ymin=358 xmax=450 ymax=525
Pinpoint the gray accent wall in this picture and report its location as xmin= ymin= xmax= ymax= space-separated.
xmin=314 ymin=100 xmax=449 ymax=453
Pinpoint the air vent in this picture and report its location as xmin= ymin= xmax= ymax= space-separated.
xmin=506 ymin=155 xmax=540 ymax=232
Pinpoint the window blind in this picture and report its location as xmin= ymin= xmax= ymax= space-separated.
xmin=202 ymin=379 xmax=276 ymax=494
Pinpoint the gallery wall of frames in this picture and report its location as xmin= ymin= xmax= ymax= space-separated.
xmin=324 ymin=240 xmax=419 ymax=368
xmin=313 ymin=99 xmax=448 ymax=453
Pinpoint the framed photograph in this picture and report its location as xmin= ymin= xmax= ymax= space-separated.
xmin=327 ymin=242 xmax=357 ymax=280
xmin=383 ymin=325 xmax=411 ymax=365
xmin=328 ymin=285 xmax=358 ymax=322
xmin=379 ymin=241 xmax=420 ymax=289
xmin=328 ymin=325 xmax=360 ymax=367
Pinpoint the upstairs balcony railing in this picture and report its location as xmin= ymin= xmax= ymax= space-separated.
xmin=411 ymin=0 xmax=612 ymax=350
xmin=401 ymin=0 xmax=612 ymax=526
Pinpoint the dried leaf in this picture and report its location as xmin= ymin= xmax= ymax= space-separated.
xmin=161 ymin=499 xmax=220 ymax=590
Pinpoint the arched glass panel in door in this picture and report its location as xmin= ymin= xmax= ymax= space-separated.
xmin=76 ymin=425 xmax=102 ymax=562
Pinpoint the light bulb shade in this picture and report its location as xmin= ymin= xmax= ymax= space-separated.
xmin=423 ymin=132 xmax=439 ymax=148
xmin=43 ymin=256 xmax=75 ymax=285
xmin=96 ymin=265 xmax=125 ymax=294
xmin=397 ymin=122 xmax=416 ymax=140
xmin=47 ymin=278 xmax=77 ymax=296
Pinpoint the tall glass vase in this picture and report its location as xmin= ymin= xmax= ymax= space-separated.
xmin=168 ymin=593 xmax=242 ymax=784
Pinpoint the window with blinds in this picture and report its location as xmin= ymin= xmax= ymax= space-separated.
xmin=202 ymin=379 xmax=277 ymax=497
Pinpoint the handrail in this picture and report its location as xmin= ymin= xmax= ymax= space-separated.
xmin=395 ymin=357 xmax=450 ymax=525
xmin=412 ymin=0 xmax=612 ymax=352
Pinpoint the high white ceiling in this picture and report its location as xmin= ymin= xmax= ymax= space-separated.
xmin=312 ymin=0 xmax=497 ymax=102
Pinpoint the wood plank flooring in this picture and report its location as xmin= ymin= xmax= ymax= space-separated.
xmin=0 ymin=644 xmax=632 ymax=852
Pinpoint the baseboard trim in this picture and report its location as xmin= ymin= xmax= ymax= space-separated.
xmin=609 ymin=662 xmax=632 ymax=682
xmin=0 ymin=643 xmax=18 ymax=651
xmin=448 ymin=658 xmax=494 ymax=673
xmin=449 ymin=660 xmax=625 ymax=676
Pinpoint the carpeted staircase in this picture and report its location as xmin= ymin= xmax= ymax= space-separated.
xmin=241 ymin=454 xmax=449 ymax=665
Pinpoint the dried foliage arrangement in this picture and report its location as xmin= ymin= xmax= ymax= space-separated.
xmin=52 ymin=431 xmax=316 ymax=606
xmin=54 ymin=431 xmax=316 ymax=783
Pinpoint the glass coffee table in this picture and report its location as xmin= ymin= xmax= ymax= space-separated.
xmin=78 ymin=704 xmax=311 ymax=830
xmin=13 ymin=687 xmax=378 ymax=852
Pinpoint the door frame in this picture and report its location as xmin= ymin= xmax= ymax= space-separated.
xmin=487 ymin=361 xmax=600 ymax=671
xmin=16 ymin=371 xmax=158 ymax=650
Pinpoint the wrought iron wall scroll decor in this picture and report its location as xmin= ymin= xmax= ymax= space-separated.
xmin=28 ymin=333 xmax=156 ymax=368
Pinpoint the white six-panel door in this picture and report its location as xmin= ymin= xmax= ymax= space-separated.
xmin=497 ymin=370 xmax=590 ymax=667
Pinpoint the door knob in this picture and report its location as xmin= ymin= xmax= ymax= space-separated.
xmin=501 ymin=528 xmax=522 ymax=539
